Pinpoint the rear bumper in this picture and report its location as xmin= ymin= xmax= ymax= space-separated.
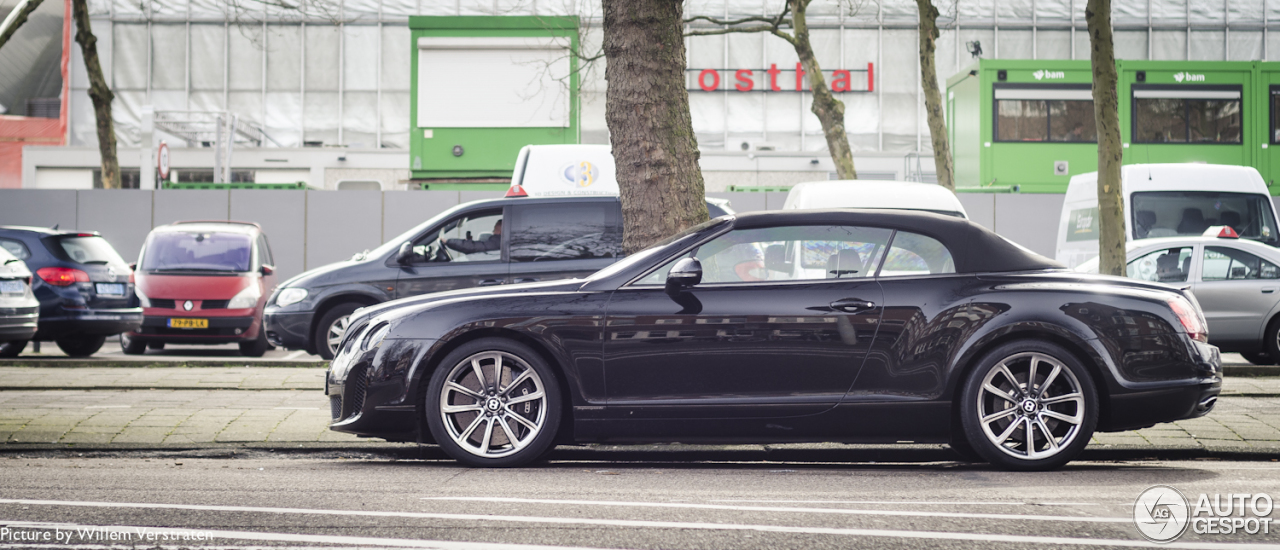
xmin=263 ymin=309 xmax=314 ymax=350
xmin=131 ymin=315 xmax=259 ymax=344
xmin=35 ymin=307 xmax=143 ymax=339
xmin=0 ymin=307 xmax=39 ymax=342
xmin=1101 ymin=379 xmax=1222 ymax=432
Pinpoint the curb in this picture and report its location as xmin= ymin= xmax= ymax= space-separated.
xmin=1223 ymin=365 xmax=1280 ymax=377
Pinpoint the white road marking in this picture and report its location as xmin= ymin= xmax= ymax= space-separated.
xmin=84 ymin=406 xmax=131 ymax=409
xmin=0 ymin=520 xmax=603 ymax=550
xmin=1 ymin=498 xmax=1274 ymax=549
xmin=282 ymin=350 xmax=307 ymax=360
xmin=273 ymin=407 xmax=319 ymax=410
xmin=711 ymin=499 xmax=1099 ymax=506
xmin=423 ymin=496 xmax=1128 ymax=523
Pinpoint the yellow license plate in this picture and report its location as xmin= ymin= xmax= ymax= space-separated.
xmin=167 ymin=318 xmax=208 ymax=329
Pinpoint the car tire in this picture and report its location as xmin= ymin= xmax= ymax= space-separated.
xmin=55 ymin=335 xmax=107 ymax=358
xmin=239 ymin=330 xmax=272 ymax=357
xmin=948 ymin=435 xmax=985 ymax=463
xmin=1240 ymin=351 xmax=1273 ymax=366
xmin=314 ymin=302 xmax=363 ymax=360
xmin=959 ymin=340 xmax=1098 ymax=471
xmin=425 ymin=337 xmax=562 ymax=467
xmin=148 ymin=341 xmax=165 ymax=350
xmin=1261 ymin=317 xmax=1280 ymax=364
xmin=0 ymin=340 xmax=27 ymax=358
xmin=120 ymin=333 xmax=147 ymax=355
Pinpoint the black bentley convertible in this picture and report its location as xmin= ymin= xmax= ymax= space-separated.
xmin=326 ymin=210 xmax=1221 ymax=470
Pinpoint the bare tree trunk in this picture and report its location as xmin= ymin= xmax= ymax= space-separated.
xmin=0 ymin=0 xmax=46 ymax=52
xmin=789 ymin=0 xmax=856 ymax=180
xmin=915 ymin=0 xmax=953 ymax=191
xmin=1086 ymin=0 xmax=1124 ymax=276
xmin=604 ymin=0 xmax=709 ymax=253
xmin=71 ymin=0 xmax=119 ymax=189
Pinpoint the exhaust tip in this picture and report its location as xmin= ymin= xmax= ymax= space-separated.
xmin=1196 ymin=396 xmax=1217 ymax=413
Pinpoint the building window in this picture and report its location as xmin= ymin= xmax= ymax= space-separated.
xmin=1270 ymin=87 xmax=1280 ymax=144
xmin=1133 ymin=86 xmax=1242 ymax=144
xmin=994 ymin=86 xmax=1096 ymax=143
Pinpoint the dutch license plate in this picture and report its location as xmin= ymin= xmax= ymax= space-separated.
xmin=167 ymin=318 xmax=208 ymax=329
xmin=0 ymin=280 xmax=23 ymax=294
xmin=95 ymin=283 xmax=125 ymax=296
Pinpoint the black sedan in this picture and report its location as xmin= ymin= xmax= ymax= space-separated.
xmin=326 ymin=210 xmax=1222 ymax=471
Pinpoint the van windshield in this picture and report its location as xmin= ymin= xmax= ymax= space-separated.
xmin=142 ymin=231 xmax=253 ymax=272
xmin=1131 ymin=191 xmax=1278 ymax=245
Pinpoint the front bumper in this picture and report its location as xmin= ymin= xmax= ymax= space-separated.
xmin=132 ymin=315 xmax=258 ymax=344
xmin=35 ymin=307 xmax=143 ymax=339
xmin=263 ymin=308 xmax=314 ymax=351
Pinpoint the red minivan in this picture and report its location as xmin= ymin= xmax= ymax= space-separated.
xmin=123 ymin=221 xmax=277 ymax=356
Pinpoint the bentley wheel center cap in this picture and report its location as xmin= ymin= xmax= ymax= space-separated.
xmin=486 ymin=398 xmax=501 ymax=412
xmin=183 ymin=300 xmax=194 ymax=311
xmin=1021 ymin=399 xmax=1037 ymax=414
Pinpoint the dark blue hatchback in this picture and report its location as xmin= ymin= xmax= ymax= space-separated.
xmin=0 ymin=226 xmax=143 ymax=357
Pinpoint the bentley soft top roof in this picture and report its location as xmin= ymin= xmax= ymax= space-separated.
xmin=732 ymin=208 xmax=1063 ymax=273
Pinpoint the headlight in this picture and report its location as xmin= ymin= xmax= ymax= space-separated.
xmin=275 ymin=288 xmax=308 ymax=307
xmin=362 ymin=322 xmax=390 ymax=351
xmin=228 ymin=284 xmax=262 ymax=309
xmin=135 ymin=287 xmax=151 ymax=308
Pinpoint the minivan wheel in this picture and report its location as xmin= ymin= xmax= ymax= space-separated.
xmin=0 ymin=340 xmax=27 ymax=358
xmin=425 ymin=338 xmax=562 ymax=467
xmin=959 ymin=340 xmax=1098 ymax=471
xmin=56 ymin=335 xmax=107 ymax=358
xmin=315 ymin=302 xmax=363 ymax=360
xmin=120 ymin=333 xmax=147 ymax=355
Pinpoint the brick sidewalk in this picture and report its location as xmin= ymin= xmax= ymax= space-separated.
xmin=0 ymin=367 xmax=1278 ymax=455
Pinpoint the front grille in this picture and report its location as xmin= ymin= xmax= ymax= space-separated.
xmin=151 ymin=299 xmax=176 ymax=309
xmin=203 ymin=299 xmax=229 ymax=309
xmin=330 ymin=396 xmax=342 ymax=420
xmin=345 ymin=365 xmax=369 ymax=419
xmin=0 ymin=307 xmax=37 ymax=316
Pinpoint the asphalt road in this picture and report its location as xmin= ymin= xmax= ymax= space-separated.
xmin=1 ymin=452 xmax=1278 ymax=549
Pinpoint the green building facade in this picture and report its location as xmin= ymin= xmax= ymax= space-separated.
xmin=947 ymin=59 xmax=1278 ymax=194
xmin=409 ymin=16 xmax=580 ymax=184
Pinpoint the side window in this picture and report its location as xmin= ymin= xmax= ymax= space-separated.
xmin=256 ymin=235 xmax=274 ymax=267
xmin=0 ymin=238 xmax=30 ymax=260
xmin=635 ymin=225 xmax=894 ymax=285
xmin=1202 ymin=246 xmax=1280 ymax=281
xmin=879 ymin=232 xmax=955 ymax=277
xmin=508 ymin=202 xmax=621 ymax=262
xmin=1127 ymin=246 xmax=1193 ymax=283
xmin=411 ymin=209 xmax=503 ymax=264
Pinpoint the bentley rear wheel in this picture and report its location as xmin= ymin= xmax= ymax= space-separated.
xmin=960 ymin=340 xmax=1098 ymax=471
xmin=425 ymin=338 xmax=561 ymax=467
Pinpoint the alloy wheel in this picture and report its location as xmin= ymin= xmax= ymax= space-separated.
xmin=437 ymin=351 xmax=547 ymax=459
xmin=976 ymin=352 xmax=1085 ymax=461
xmin=326 ymin=315 xmax=351 ymax=357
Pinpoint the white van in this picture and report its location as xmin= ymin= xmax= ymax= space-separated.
xmin=782 ymin=180 xmax=968 ymax=218
xmin=1056 ymin=164 xmax=1279 ymax=269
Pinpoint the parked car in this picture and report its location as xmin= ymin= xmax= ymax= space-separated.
xmin=124 ymin=221 xmax=277 ymax=357
xmin=1075 ymin=226 xmax=1280 ymax=365
xmin=325 ymin=209 xmax=1221 ymax=471
xmin=782 ymin=179 xmax=968 ymax=218
xmin=1056 ymin=164 xmax=1280 ymax=268
xmin=264 ymin=196 xmax=734 ymax=359
xmin=0 ymin=226 xmax=142 ymax=357
xmin=0 ymin=246 xmax=38 ymax=346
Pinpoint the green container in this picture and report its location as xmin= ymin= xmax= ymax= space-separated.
xmin=161 ymin=182 xmax=306 ymax=190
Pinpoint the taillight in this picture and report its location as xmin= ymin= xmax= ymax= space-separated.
xmin=36 ymin=267 xmax=90 ymax=286
xmin=1168 ymin=295 xmax=1208 ymax=342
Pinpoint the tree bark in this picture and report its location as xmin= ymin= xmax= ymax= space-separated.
xmin=789 ymin=0 xmax=856 ymax=180
xmin=71 ymin=0 xmax=119 ymax=189
xmin=1086 ymin=0 xmax=1125 ymax=276
xmin=0 ymin=0 xmax=46 ymax=53
xmin=604 ymin=0 xmax=709 ymax=253
xmin=915 ymin=0 xmax=953 ymax=191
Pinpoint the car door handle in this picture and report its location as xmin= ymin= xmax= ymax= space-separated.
xmin=479 ymin=279 xmax=504 ymax=286
xmin=830 ymin=298 xmax=876 ymax=313
xmin=514 ymin=277 xmax=538 ymax=283
xmin=1264 ymin=287 xmax=1276 ymax=294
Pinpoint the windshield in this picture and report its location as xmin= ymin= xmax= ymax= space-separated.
xmin=142 ymin=231 xmax=253 ymax=272
xmin=50 ymin=236 xmax=127 ymax=265
xmin=1132 ymin=191 xmax=1278 ymax=245
xmin=586 ymin=217 xmax=731 ymax=282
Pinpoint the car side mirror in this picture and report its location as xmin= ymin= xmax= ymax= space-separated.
xmin=128 ymin=263 xmax=137 ymax=271
xmin=261 ymin=264 xmax=275 ymax=275
xmin=764 ymin=244 xmax=790 ymax=272
xmin=396 ymin=241 xmax=413 ymax=265
xmin=665 ymin=257 xmax=702 ymax=295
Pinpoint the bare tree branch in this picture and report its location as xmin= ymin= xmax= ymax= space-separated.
xmin=0 ymin=0 xmax=46 ymax=53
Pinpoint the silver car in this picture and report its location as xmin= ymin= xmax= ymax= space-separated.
xmin=1077 ymin=231 xmax=1280 ymax=364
